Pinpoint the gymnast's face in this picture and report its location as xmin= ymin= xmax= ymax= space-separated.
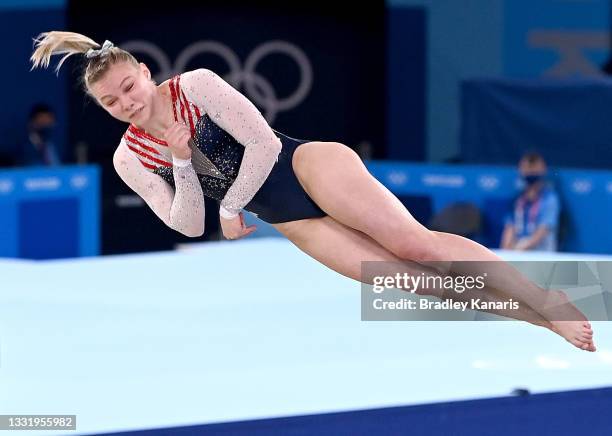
xmin=90 ymin=61 xmax=156 ymax=124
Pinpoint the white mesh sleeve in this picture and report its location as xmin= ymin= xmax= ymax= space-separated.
xmin=180 ymin=68 xmax=282 ymax=218
xmin=113 ymin=141 xmax=205 ymax=237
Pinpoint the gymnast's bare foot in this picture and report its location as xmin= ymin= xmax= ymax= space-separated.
xmin=550 ymin=321 xmax=596 ymax=351
xmin=543 ymin=290 xmax=596 ymax=352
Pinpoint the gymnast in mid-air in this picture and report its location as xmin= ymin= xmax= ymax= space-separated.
xmin=31 ymin=31 xmax=596 ymax=351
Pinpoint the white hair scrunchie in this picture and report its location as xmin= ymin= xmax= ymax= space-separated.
xmin=85 ymin=40 xmax=114 ymax=59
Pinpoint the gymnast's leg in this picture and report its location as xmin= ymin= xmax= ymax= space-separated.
xmin=290 ymin=142 xmax=595 ymax=351
xmin=272 ymin=216 xmax=558 ymax=330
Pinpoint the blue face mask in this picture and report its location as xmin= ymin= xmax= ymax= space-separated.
xmin=34 ymin=126 xmax=55 ymax=142
xmin=522 ymin=174 xmax=545 ymax=186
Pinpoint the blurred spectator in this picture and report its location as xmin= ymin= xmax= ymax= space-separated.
xmin=501 ymin=152 xmax=560 ymax=251
xmin=18 ymin=103 xmax=61 ymax=166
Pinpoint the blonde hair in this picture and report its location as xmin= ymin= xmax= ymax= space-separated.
xmin=30 ymin=31 xmax=139 ymax=92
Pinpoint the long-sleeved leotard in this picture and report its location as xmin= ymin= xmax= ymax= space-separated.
xmin=113 ymin=145 xmax=205 ymax=237
xmin=114 ymin=68 xmax=325 ymax=235
xmin=181 ymin=69 xmax=282 ymax=218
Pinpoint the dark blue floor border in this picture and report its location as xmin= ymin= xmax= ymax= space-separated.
xmin=92 ymin=386 xmax=612 ymax=436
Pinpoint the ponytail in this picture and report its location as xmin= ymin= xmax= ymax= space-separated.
xmin=30 ymin=31 xmax=99 ymax=74
xmin=30 ymin=30 xmax=139 ymax=92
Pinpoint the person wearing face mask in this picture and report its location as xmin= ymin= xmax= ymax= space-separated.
xmin=19 ymin=104 xmax=61 ymax=166
xmin=501 ymin=152 xmax=560 ymax=251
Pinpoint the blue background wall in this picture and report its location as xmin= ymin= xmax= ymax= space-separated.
xmin=2 ymin=0 xmax=609 ymax=165
xmin=388 ymin=0 xmax=609 ymax=163
xmin=504 ymin=0 xmax=609 ymax=78
xmin=0 ymin=0 xmax=68 ymax=163
xmin=388 ymin=0 xmax=504 ymax=162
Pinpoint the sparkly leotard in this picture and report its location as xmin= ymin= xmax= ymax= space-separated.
xmin=116 ymin=68 xmax=325 ymax=229
xmin=153 ymin=114 xmax=326 ymax=223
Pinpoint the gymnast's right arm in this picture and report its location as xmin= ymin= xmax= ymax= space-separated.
xmin=113 ymin=141 xmax=205 ymax=237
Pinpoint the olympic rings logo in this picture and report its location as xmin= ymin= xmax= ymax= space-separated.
xmin=119 ymin=40 xmax=313 ymax=123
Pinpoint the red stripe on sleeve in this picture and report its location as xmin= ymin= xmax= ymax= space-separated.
xmin=180 ymin=90 xmax=196 ymax=134
xmin=169 ymin=76 xmax=180 ymax=123
xmin=126 ymin=144 xmax=172 ymax=167
xmin=175 ymin=75 xmax=188 ymax=125
xmin=128 ymin=125 xmax=168 ymax=146
xmin=123 ymin=134 xmax=162 ymax=155
xmin=138 ymin=159 xmax=157 ymax=170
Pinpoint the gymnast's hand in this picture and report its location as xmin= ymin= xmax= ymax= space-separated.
xmin=220 ymin=212 xmax=257 ymax=240
xmin=163 ymin=122 xmax=192 ymax=160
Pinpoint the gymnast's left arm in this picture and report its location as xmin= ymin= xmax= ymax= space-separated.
xmin=181 ymin=68 xmax=282 ymax=219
